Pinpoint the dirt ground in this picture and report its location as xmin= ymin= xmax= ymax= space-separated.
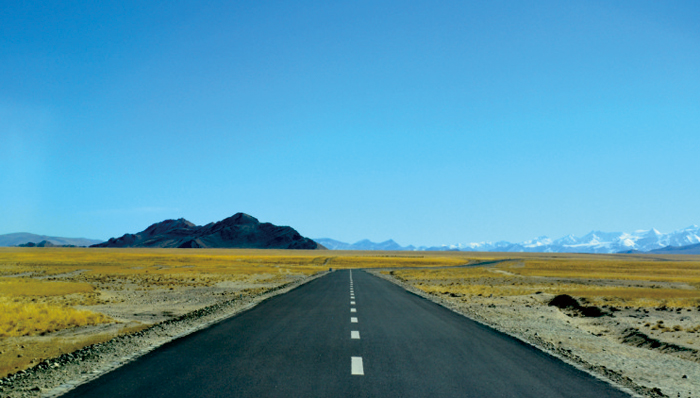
xmin=373 ymin=270 xmax=700 ymax=398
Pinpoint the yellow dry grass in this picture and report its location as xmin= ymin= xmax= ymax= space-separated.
xmin=391 ymin=266 xmax=503 ymax=281
xmin=0 ymin=248 xmax=470 ymax=337
xmin=0 ymin=248 xmax=325 ymax=277
xmin=0 ymin=298 xmax=112 ymax=337
xmin=0 ymin=277 xmax=112 ymax=337
xmin=324 ymin=255 xmax=469 ymax=269
xmin=0 ymin=277 xmax=95 ymax=297
xmin=0 ymin=323 xmax=150 ymax=377
xmin=1 ymin=247 xmax=699 ymax=380
xmin=0 ymin=248 xmax=474 ymax=288
xmin=0 ymin=247 xmax=476 ymax=378
xmin=500 ymin=258 xmax=700 ymax=284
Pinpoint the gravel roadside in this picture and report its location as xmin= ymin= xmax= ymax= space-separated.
xmin=367 ymin=269 xmax=697 ymax=398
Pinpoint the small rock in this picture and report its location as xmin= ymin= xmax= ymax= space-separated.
xmin=682 ymin=374 xmax=688 ymax=379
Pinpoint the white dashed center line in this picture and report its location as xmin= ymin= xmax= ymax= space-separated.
xmin=349 ymin=272 xmax=364 ymax=374
xmin=351 ymin=357 xmax=364 ymax=375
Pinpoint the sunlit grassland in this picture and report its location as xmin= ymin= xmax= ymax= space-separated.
xmin=0 ymin=298 xmax=112 ymax=338
xmin=0 ymin=247 xmax=477 ymax=376
xmin=3 ymin=247 xmax=700 ymax=379
xmin=8 ymin=247 xmax=698 ymax=338
xmin=0 ymin=277 xmax=113 ymax=338
xmin=0 ymin=323 xmax=150 ymax=378
xmin=323 ymin=254 xmax=470 ymax=268
xmin=500 ymin=258 xmax=700 ymax=284
xmin=0 ymin=248 xmax=472 ymax=338
xmin=0 ymin=247 xmax=476 ymax=279
xmin=0 ymin=248 xmax=479 ymax=296
xmin=392 ymin=256 xmax=700 ymax=308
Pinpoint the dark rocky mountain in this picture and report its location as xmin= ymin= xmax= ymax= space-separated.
xmin=0 ymin=233 xmax=103 ymax=247
xmin=17 ymin=240 xmax=56 ymax=247
xmin=16 ymin=240 xmax=81 ymax=248
xmin=92 ymin=213 xmax=324 ymax=250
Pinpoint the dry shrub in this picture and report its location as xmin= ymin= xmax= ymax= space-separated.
xmin=0 ymin=298 xmax=112 ymax=337
xmin=0 ymin=333 xmax=114 ymax=377
xmin=0 ymin=248 xmax=478 ymax=295
xmin=502 ymin=258 xmax=700 ymax=284
xmin=0 ymin=277 xmax=94 ymax=297
xmin=391 ymin=266 xmax=510 ymax=281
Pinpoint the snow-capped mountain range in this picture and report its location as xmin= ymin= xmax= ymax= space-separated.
xmin=316 ymin=225 xmax=700 ymax=253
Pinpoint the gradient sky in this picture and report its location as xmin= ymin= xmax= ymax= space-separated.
xmin=2 ymin=0 xmax=699 ymax=246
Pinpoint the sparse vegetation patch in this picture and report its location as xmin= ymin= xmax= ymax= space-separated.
xmin=0 ymin=299 xmax=111 ymax=337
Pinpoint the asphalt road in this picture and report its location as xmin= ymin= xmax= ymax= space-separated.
xmin=61 ymin=270 xmax=632 ymax=397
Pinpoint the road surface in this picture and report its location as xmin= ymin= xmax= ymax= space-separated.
xmin=61 ymin=270 xmax=631 ymax=397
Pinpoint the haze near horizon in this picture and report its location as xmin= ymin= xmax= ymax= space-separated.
xmin=2 ymin=1 xmax=699 ymax=247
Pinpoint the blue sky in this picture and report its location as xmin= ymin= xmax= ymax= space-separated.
xmin=2 ymin=0 xmax=699 ymax=246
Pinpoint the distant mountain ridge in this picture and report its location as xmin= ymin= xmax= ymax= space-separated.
xmin=93 ymin=213 xmax=323 ymax=250
xmin=0 ymin=233 xmax=103 ymax=247
xmin=318 ymin=225 xmax=700 ymax=254
xmin=647 ymin=242 xmax=700 ymax=255
xmin=315 ymin=238 xmax=413 ymax=251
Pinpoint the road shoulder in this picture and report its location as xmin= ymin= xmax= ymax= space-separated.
xmin=367 ymin=269 xmax=666 ymax=398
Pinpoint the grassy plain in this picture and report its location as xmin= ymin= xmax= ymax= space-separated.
xmin=392 ymin=255 xmax=700 ymax=308
xmin=3 ymin=247 xmax=700 ymax=387
xmin=0 ymin=247 xmax=471 ymax=377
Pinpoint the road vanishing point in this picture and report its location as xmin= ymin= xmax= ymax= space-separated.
xmin=61 ymin=270 xmax=632 ymax=397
